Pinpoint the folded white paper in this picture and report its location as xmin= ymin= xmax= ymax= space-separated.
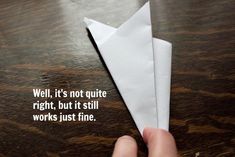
xmin=84 ymin=1 xmax=172 ymax=134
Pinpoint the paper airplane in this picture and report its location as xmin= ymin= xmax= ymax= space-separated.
xmin=84 ymin=1 xmax=172 ymax=134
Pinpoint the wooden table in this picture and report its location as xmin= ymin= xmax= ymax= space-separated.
xmin=0 ymin=0 xmax=234 ymax=156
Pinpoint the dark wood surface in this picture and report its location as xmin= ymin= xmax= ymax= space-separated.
xmin=150 ymin=0 xmax=235 ymax=156
xmin=0 ymin=0 xmax=234 ymax=157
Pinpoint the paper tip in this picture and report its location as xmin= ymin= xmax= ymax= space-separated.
xmin=84 ymin=17 xmax=92 ymax=27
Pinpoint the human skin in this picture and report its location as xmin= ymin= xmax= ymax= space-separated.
xmin=112 ymin=128 xmax=178 ymax=157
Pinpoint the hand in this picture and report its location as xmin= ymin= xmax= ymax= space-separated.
xmin=112 ymin=128 xmax=178 ymax=157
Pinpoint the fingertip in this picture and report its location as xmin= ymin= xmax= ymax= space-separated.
xmin=143 ymin=127 xmax=161 ymax=143
xmin=143 ymin=127 xmax=154 ymax=142
xmin=143 ymin=127 xmax=174 ymax=143
xmin=143 ymin=127 xmax=178 ymax=157
xmin=113 ymin=135 xmax=137 ymax=157
xmin=115 ymin=135 xmax=137 ymax=149
xmin=117 ymin=135 xmax=136 ymax=143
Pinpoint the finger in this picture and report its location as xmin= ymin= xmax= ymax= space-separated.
xmin=143 ymin=128 xmax=178 ymax=157
xmin=112 ymin=135 xmax=138 ymax=157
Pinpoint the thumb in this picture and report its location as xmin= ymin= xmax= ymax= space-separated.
xmin=143 ymin=128 xmax=178 ymax=157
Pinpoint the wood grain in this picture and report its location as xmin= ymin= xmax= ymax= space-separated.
xmin=0 ymin=0 xmax=234 ymax=156
xmin=0 ymin=0 xmax=146 ymax=157
xmin=150 ymin=0 xmax=235 ymax=156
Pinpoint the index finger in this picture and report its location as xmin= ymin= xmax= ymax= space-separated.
xmin=143 ymin=128 xmax=178 ymax=157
